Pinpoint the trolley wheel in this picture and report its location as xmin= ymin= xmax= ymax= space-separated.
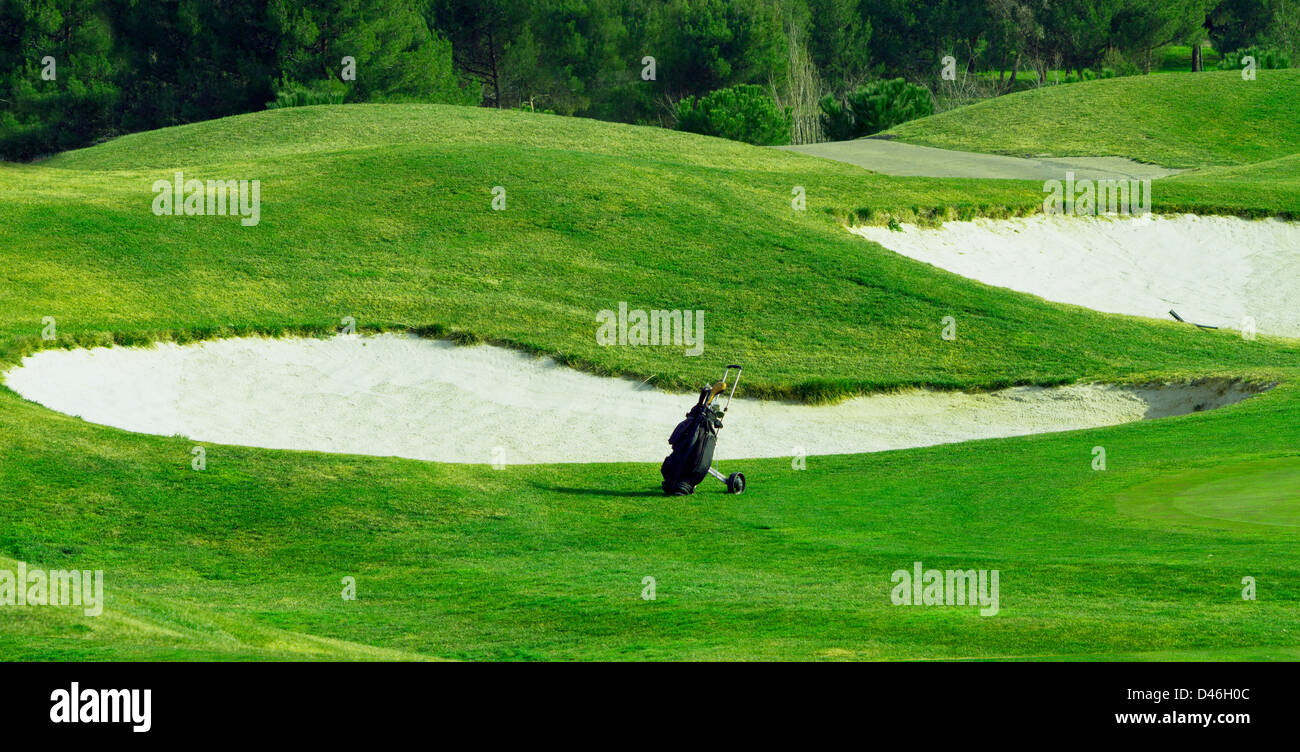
xmin=726 ymin=472 xmax=746 ymax=494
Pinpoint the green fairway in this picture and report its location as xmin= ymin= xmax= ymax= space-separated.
xmin=3 ymin=382 xmax=1298 ymax=661
xmin=887 ymin=70 xmax=1300 ymax=168
xmin=3 ymin=103 xmax=1299 ymax=661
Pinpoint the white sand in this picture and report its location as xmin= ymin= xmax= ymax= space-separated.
xmin=853 ymin=214 xmax=1300 ymax=338
xmin=4 ymin=334 xmax=1258 ymax=464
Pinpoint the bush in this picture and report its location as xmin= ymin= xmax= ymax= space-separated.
xmin=1217 ymin=46 xmax=1292 ymax=70
xmin=266 ymin=77 xmax=348 ymax=109
xmin=0 ymin=73 xmax=119 ymax=161
xmin=818 ymin=96 xmax=856 ymax=141
xmin=674 ymin=84 xmax=793 ymax=146
xmin=818 ymin=78 xmax=933 ymax=140
xmin=1100 ymin=49 xmax=1141 ymax=78
xmin=514 ymin=101 xmax=557 ymax=115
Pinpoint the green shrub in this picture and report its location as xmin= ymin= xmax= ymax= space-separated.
xmin=818 ymin=78 xmax=933 ymax=140
xmin=514 ymin=101 xmax=557 ymax=115
xmin=1100 ymin=49 xmax=1141 ymax=78
xmin=0 ymin=65 xmax=119 ymax=161
xmin=674 ymin=84 xmax=793 ymax=145
xmin=1217 ymin=47 xmax=1292 ymax=70
xmin=266 ymin=76 xmax=348 ymax=109
xmin=818 ymin=95 xmax=857 ymax=141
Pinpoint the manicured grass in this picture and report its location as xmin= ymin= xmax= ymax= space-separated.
xmin=2 ymin=104 xmax=1299 ymax=660
xmin=3 ymin=106 xmax=1297 ymax=401
xmin=2 ymin=377 xmax=1297 ymax=660
xmin=887 ymin=69 xmax=1300 ymax=168
xmin=1157 ymin=154 xmax=1300 ymax=217
xmin=1119 ymin=456 xmax=1300 ymax=531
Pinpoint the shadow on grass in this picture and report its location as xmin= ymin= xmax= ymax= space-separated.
xmin=529 ymin=483 xmax=663 ymax=498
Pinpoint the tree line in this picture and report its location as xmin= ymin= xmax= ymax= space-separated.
xmin=2 ymin=0 xmax=1294 ymax=159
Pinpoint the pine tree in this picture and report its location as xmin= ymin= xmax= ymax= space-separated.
xmin=0 ymin=0 xmax=119 ymax=159
xmin=271 ymin=0 xmax=472 ymax=104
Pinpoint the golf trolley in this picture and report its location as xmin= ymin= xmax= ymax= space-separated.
xmin=659 ymin=364 xmax=746 ymax=496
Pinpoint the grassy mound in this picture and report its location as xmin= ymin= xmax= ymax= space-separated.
xmin=4 ymin=105 xmax=1296 ymax=401
xmin=887 ymin=70 xmax=1300 ymax=168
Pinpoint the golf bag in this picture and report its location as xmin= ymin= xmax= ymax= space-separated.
xmin=660 ymin=400 xmax=722 ymax=496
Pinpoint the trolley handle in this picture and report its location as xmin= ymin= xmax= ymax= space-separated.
xmin=722 ymin=365 xmax=742 ymax=412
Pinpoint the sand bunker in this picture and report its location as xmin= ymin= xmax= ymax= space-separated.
xmin=4 ymin=334 xmax=1259 ymax=464
xmin=853 ymin=214 xmax=1300 ymax=338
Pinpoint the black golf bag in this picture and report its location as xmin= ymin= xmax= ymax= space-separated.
xmin=660 ymin=400 xmax=722 ymax=496
xmin=660 ymin=365 xmax=746 ymax=496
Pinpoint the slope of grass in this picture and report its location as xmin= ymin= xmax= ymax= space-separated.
xmin=4 ymin=105 xmax=1298 ymax=402
xmin=41 ymin=102 xmax=837 ymax=173
xmin=1156 ymin=154 xmax=1300 ymax=217
xmin=2 ymin=376 xmax=1297 ymax=660
xmin=887 ymin=69 xmax=1300 ymax=168
xmin=2 ymin=104 xmax=1299 ymax=660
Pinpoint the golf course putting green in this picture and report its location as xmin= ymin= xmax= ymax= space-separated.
xmin=1118 ymin=456 xmax=1300 ymax=531
xmin=3 ymin=334 xmax=1266 ymax=464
